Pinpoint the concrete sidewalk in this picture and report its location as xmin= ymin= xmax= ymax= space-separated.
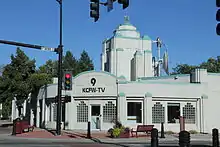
xmin=9 ymin=128 xmax=215 ymax=145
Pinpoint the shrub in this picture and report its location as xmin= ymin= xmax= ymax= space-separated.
xmin=112 ymin=128 xmax=121 ymax=138
xmin=107 ymin=120 xmax=130 ymax=138
xmin=189 ymin=130 xmax=198 ymax=134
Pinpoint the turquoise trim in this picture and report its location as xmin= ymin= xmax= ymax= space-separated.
xmin=142 ymin=35 xmax=151 ymax=40
xmin=118 ymin=75 xmax=126 ymax=80
xmin=144 ymin=50 xmax=152 ymax=53
xmin=199 ymin=68 xmax=207 ymax=71
xmin=107 ymin=48 xmax=115 ymax=52
xmin=73 ymin=71 xmax=117 ymax=80
xmin=201 ymin=94 xmax=208 ymax=99
xmin=114 ymin=35 xmax=141 ymax=40
xmin=118 ymin=81 xmax=127 ymax=84
xmin=140 ymin=74 xmax=190 ymax=80
xmin=118 ymin=92 xmax=125 ymax=97
xmin=134 ymin=51 xmax=142 ymax=56
xmin=145 ymin=92 xmax=152 ymax=97
xmin=102 ymin=39 xmax=108 ymax=44
xmin=116 ymin=29 xmax=138 ymax=32
xmin=119 ymin=80 xmax=201 ymax=85
xmin=114 ymin=35 xmax=152 ymax=41
xmin=207 ymin=73 xmax=220 ymax=76
xmin=116 ymin=48 xmax=124 ymax=51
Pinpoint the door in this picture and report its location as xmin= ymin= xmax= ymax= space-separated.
xmin=91 ymin=105 xmax=101 ymax=130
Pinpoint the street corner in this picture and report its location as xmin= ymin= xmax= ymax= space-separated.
xmin=15 ymin=128 xmax=54 ymax=138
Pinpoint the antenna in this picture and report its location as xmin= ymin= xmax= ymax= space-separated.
xmin=152 ymin=37 xmax=169 ymax=76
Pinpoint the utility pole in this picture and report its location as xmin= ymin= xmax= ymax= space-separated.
xmin=56 ymin=0 xmax=63 ymax=136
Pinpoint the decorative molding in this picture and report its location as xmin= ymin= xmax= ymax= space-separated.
xmin=145 ymin=92 xmax=152 ymax=98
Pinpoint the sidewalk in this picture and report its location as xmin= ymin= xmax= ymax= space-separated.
xmin=13 ymin=128 xmax=214 ymax=145
xmin=15 ymin=127 xmax=84 ymax=139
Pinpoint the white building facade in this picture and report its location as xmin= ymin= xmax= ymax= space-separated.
xmin=28 ymin=16 xmax=220 ymax=133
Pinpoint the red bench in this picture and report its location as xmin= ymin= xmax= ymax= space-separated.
xmin=131 ymin=125 xmax=154 ymax=137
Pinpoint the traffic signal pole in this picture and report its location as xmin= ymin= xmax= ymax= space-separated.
xmin=56 ymin=0 xmax=63 ymax=136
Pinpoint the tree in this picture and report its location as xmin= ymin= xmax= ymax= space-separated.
xmin=0 ymin=48 xmax=53 ymax=118
xmin=63 ymin=51 xmax=78 ymax=76
xmin=172 ymin=64 xmax=198 ymax=75
xmin=39 ymin=50 xmax=94 ymax=77
xmin=38 ymin=59 xmax=58 ymax=77
xmin=78 ymin=50 xmax=94 ymax=73
xmin=171 ymin=56 xmax=220 ymax=74
xmin=0 ymin=48 xmax=36 ymax=102
xmin=200 ymin=57 xmax=220 ymax=73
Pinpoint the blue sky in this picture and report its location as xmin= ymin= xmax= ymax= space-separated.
xmin=0 ymin=0 xmax=218 ymax=72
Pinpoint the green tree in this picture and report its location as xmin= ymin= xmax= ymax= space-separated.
xmin=200 ymin=57 xmax=220 ymax=73
xmin=0 ymin=48 xmax=53 ymax=118
xmin=38 ymin=59 xmax=58 ymax=77
xmin=78 ymin=50 xmax=94 ymax=73
xmin=0 ymin=48 xmax=36 ymax=102
xmin=63 ymin=51 xmax=78 ymax=76
xmin=172 ymin=64 xmax=198 ymax=75
xmin=171 ymin=56 xmax=220 ymax=74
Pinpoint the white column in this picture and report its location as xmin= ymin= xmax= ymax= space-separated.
xmin=45 ymin=104 xmax=49 ymax=125
xmin=200 ymin=94 xmax=208 ymax=133
xmin=23 ymin=100 xmax=27 ymax=116
xmin=30 ymin=109 xmax=34 ymax=126
xmin=16 ymin=106 xmax=19 ymax=118
xmin=42 ymin=97 xmax=45 ymax=127
xmin=144 ymin=92 xmax=153 ymax=124
xmin=118 ymin=92 xmax=127 ymax=125
xmin=36 ymin=100 xmax=40 ymax=127
xmin=51 ymin=103 xmax=54 ymax=122
xmin=11 ymin=100 xmax=16 ymax=120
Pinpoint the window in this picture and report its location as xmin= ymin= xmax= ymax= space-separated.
xmin=77 ymin=101 xmax=88 ymax=122
xmin=183 ymin=103 xmax=196 ymax=124
xmin=103 ymin=101 xmax=116 ymax=123
xmin=152 ymin=102 xmax=165 ymax=123
xmin=91 ymin=105 xmax=100 ymax=116
xmin=167 ymin=103 xmax=180 ymax=123
xmin=127 ymin=102 xmax=142 ymax=123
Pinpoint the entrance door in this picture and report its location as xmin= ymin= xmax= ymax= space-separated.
xmin=91 ymin=105 xmax=101 ymax=130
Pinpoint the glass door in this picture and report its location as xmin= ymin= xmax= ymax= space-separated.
xmin=91 ymin=105 xmax=101 ymax=129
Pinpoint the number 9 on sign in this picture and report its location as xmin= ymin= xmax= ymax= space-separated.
xmin=91 ymin=78 xmax=96 ymax=86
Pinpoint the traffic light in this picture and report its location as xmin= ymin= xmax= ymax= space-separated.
xmin=118 ymin=0 xmax=129 ymax=9
xmin=64 ymin=72 xmax=72 ymax=90
xmin=90 ymin=0 xmax=100 ymax=22
xmin=217 ymin=0 xmax=220 ymax=7
xmin=217 ymin=3 xmax=220 ymax=35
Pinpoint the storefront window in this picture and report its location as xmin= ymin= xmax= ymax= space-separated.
xmin=103 ymin=101 xmax=116 ymax=122
xmin=77 ymin=101 xmax=88 ymax=122
xmin=183 ymin=103 xmax=196 ymax=124
xmin=152 ymin=102 xmax=165 ymax=123
xmin=127 ymin=102 xmax=142 ymax=123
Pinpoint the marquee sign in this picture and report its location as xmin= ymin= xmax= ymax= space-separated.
xmin=82 ymin=78 xmax=106 ymax=93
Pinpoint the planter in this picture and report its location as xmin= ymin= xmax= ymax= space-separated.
xmin=119 ymin=131 xmax=130 ymax=138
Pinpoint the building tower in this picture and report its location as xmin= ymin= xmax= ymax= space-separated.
xmin=101 ymin=16 xmax=153 ymax=81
